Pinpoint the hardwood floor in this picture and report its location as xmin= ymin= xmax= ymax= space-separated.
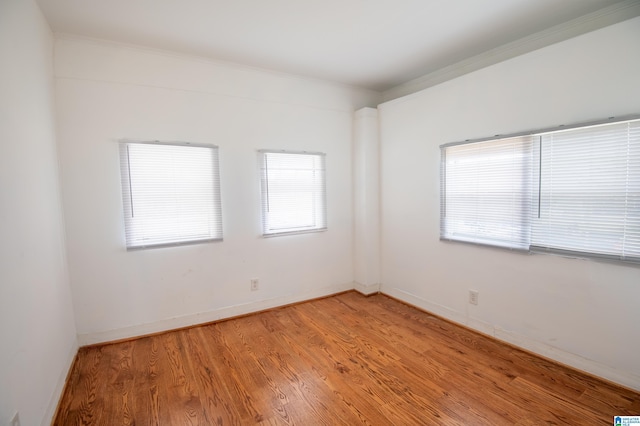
xmin=54 ymin=292 xmax=639 ymax=425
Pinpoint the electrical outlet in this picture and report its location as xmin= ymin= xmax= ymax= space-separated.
xmin=250 ymin=278 xmax=259 ymax=291
xmin=10 ymin=412 xmax=20 ymax=426
xmin=469 ymin=290 xmax=479 ymax=305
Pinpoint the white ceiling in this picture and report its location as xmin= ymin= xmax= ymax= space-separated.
xmin=36 ymin=0 xmax=635 ymax=91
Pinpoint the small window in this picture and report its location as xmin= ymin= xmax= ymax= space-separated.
xmin=259 ymin=150 xmax=327 ymax=236
xmin=119 ymin=141 xmax=223 ymax=249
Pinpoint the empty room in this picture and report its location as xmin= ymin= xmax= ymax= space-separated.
xmin=1 ymin=0 xmax=640 ymax=424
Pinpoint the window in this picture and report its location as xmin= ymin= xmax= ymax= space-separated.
xmin=533 ymin=121 xmax=640 ymax=260
xmin=259 ymin=150 xmax=327 ymax=236
xmin=440 ymin=136 xmax=534 ymax=250
xmin=441 ymin=117 xmax=640 ymax=263
xmin=119 ymin=141 xmax=222 ymax=249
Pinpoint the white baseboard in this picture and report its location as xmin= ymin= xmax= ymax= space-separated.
xmin=353 ymin=281 xmax=381 ymax=295
xmin=43 ymin=339 xmax=78 ymax=426
xmin=382 ymin=286 xmax=640 ymax=392
xmin=77 ymin=282 xmax=354 ymax=346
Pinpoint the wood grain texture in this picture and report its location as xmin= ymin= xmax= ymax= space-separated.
xmin=54 ymin=292 xmax=639 ymax=425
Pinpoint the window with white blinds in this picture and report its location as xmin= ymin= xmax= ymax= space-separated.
xmin=440 ymin=136 xmax=534 ymax=250
xmin=119 ymin=141 xmax=223 ymax=249
xmin=532 ymin=121 xmax=640 ymax=261
xmin=259 ymin=150 xmax=327 ymax=236
xmin=440 ymin=117 xmax=640 ymax=263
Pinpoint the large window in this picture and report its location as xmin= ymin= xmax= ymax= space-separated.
xmin=441 ymin=118 xmax=640 ymax=263
xmin=259 ymin=150 xmax=327 ymax=236
xmin=119 ymin=141 xmax=223 ymax=249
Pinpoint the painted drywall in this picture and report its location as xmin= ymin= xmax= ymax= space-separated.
xmin=0 ymin=1 xmax=78 ymax=425
xmin=53 ymin=36 xmax=380 ymax=344
xmin=379 ymin=17 xmax=640 ymax=390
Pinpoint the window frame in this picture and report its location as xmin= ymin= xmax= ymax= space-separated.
xmin=258 ymin=149 xmax=328 ymax=237
xmin=119 ymin=140 xmax=223 ymax=250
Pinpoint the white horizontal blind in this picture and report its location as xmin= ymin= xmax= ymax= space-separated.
xmin=532 ymin=120 xmax=640 ymax=261
xmin=441 ymin=136 xmax=534 ymax=249
xmin=259 ymin=151 xmax=327 ymax=236
xmin=119 ymin=141 xmax=222 ymax=249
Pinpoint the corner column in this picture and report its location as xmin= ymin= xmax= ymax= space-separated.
xmin=353 ymin=107 xmax=381 ymax=294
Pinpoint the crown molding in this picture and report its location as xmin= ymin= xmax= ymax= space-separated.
xmin=382 ymin=0 xmax=640 ymax=103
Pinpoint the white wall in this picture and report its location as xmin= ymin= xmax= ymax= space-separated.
xmin=53 ymin=36 xmax=380 ymax=344
xmin=379 ymin=17 xmax=640 ymax=390
xmin=0 ymin=1 xmax=78 ymax=425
